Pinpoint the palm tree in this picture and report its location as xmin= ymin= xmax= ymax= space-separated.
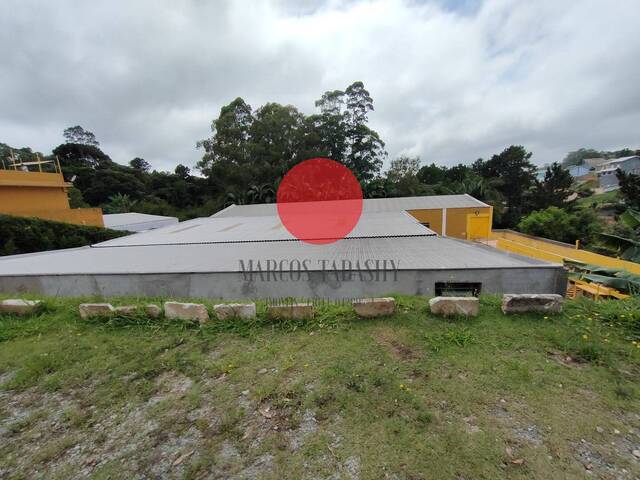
xmin=106 ymin=193 xmax=136 ymax=213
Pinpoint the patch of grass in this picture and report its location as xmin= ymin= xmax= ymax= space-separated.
xmin=0 ymin=294 xmax=639 ymax=479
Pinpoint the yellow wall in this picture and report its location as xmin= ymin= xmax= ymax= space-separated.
xmin=445 ymin=207 xmax=492 ymax=239
xmin=0 ymin=170 xmax=104 ymax=227
xmin=406 ymin=209 xmax=443 ymax=234
xmin=10 ymin=208 xmax=105 ymax=227
xmin=407 ymin=206 xmax=493 ymax=239
xmin=491 ymin=230 xmax=640 ymax=274
xmin=0 ymin=186 xmax=70 ymax=212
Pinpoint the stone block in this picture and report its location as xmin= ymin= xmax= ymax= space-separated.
xmin=79 ymin=303 xmax=115 ymax=319
xmin=213 ymin=303 xmax=256 ymax=320
xmin=114 ymin=305 xmax=137 ymax=315
xmin=145 ymin=304 xmax=162 ymax=318
xmin=353 ymin=297 xmax=395 ymax=317
xmin=429 ymin=297 xmax=479 ymax=317
xmin=164 ymin=302 xmax=209 ymax=323
xmin=501 ymin=294 xmax=563 ymax=314
xmin=0 ymin=299 xmax=41 ymax=315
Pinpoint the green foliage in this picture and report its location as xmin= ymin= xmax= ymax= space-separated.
xmin=474 ymin=146 xmax=537 ymax=227
xmin=518 ymin=206 xmax=602 ymax=244
xmin=63 ymin=125 xmax=99 ymax=146
xmin=0 ymin=214 xmax=129 ymax=256
xmin=531 ymin=162 xmax=574 ymax=210
xmin=197 ymin=81 xmax=386 ymax=193
xmin=66 ymin=187 xmax=88 ymax=208
xmin=617 ymin=169 xmax=640 ymax=210
xmin=104 ymin=193 xmax=137 ymax=214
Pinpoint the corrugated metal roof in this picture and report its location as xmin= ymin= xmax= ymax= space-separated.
xmin=95 ymin=211 xmax=436 ymax=247
xmin=103 ymin=213 xmax=179 ymax=228
xmin=0 ymin=236 xmax=554 ymax=276
xmin=213 ymin=194 xmax=489 ymax=218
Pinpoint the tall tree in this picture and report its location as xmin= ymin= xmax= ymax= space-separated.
xmin=249 ymin=102 xmax=305 ymax=180
xmin=475 ymin=145 xmax=536 ymax=227
xmin=531 ymin=162 xmax=574 ymax=210
xmin=197 ymin=98 xmax=253 ymax=174
xmin=63 ymin=126 xmax=100 ymax=146
xmin=343 ymin=81 xmax=385 ymax=181
xmin=385 ymin=156 xmax=423 ymax=196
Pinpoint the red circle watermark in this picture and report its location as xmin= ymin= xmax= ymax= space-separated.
xmin=277 ymin=158 xmax=363 ymax=244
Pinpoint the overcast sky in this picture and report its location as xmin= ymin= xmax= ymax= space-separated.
xmin=1 ymin=0 xmax=639 ymax=172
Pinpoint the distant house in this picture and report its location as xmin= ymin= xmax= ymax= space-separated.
xmin=568 ymin=165 xmax=590 ymax=177
xmin=584 ymin=157 xmax=608 ymax=168
xmin=596 ymin=156 xmax=640 ymax=191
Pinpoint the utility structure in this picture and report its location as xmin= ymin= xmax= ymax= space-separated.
xmin=0 ymin=150 xmax=103 ymax=226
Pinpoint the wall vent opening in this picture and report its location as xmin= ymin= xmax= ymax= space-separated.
xmin=435 ymin=282 xmax=481 ymax=297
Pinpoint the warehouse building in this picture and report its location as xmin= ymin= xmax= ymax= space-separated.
xmin=0 ymin=195 xmax=566 ymax=299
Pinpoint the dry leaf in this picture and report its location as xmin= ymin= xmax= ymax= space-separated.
xmin=511 ymin=458 xmax=525 ymax=465
xmin=505 ymin=447 xmax=513 ymax=457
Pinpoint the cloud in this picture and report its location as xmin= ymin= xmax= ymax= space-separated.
xmin=1 ymin=0 xmax=639 ymax=172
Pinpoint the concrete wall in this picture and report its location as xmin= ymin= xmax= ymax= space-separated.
xmin=0 ymin=267 xmax=567 ymax=299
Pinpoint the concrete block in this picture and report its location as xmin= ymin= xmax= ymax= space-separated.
xmin=0 ymin=299 xmax=41 ymax=315
xmin=214 ymin=303 xmax=256 ymax=320
xmin=501 ymin=294 xmax=563 ymax=314
xmin=114 ymin=305 xmax=137 ymax=315
xmin=267 ymin=303 xmax=314 ymax=320
xmin=429 ymin=297 xmax=479 ymax=317
xmin=164 ymin=302 xmax=209 ymax=323
xmin=145 ymin=304 xmax=162 ymax=318
xmin=79 ymin=303 xmax=115 ymax=319
xmin=353 ymin=297 xmax=395 ymax=317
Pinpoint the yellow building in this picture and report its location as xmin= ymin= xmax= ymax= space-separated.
xmin=361 ymin=194 xmax=493 ymax=240
xmin=0 ymin=161 xmax=103 ymax=227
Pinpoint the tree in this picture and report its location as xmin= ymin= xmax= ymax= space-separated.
xmin=617 ymin=169 xmax=640 ymax=210
xmin=197 ymin=98 xmax=253 ymax=174
xmin=417 ymin=163 xmax=447 ymax=185
xmin=531 ymin=162 xmax=573 ymax=210
xmin=385 ymin=156 xmax=423 ymax=196
xmin=130 ymin=157 xmax=151 ymax=172
xmin=174 ymin=164 xmax=191 ymax=179
xmin=105 ymin=193 xmax=137 ymax=214
xmin=518 ymin=207 xmax=602 ymax=245
xmin=63 ymin=126 xmax=99 ymax=146
xmin=343 ymin=81 xmax=386 ymax=181
xmin=475 ymin=146 xmax=536 ymax=227
xmin=249 ymin=102 xmax=305 ymax=180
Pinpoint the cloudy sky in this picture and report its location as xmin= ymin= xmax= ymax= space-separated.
xmin=1 ymin=0 xmax=639 ymax=172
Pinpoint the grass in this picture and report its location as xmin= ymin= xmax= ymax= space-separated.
xmin=576 ymin=189 xmax=620 ymax=208
xmin=0 ymin=295 xmax=639 ymax=479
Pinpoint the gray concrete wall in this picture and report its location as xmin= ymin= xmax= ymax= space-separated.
xmin=0 ymin=267 xmax=567 ymax=299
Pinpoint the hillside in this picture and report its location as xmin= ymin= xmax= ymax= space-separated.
xmin=1 ymin=295 xmax=639 ymax=479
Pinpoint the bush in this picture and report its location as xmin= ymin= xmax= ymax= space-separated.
xmin=0 ymin=214 xmax=129 ymax=256
xmin=517 ymin=206 xmax=602 ymax=245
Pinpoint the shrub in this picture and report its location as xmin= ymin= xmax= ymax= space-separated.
xmin=0 ymin=214 xmax=129 ymax=256
xmin=517 ymin=206 xmax=602 ymax=245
